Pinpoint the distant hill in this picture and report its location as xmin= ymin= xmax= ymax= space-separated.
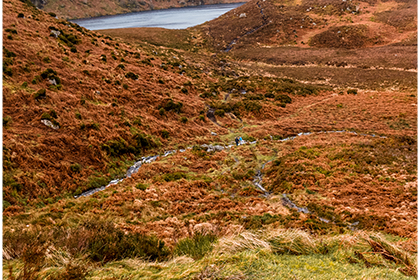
xmin=203 ymin=0 xmax=417 ymax=50
xmin=30 ymin=0 xmax=249 ymax=19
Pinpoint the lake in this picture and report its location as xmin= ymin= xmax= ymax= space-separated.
xmin=72 ymin=3 xmax=245 ymax=30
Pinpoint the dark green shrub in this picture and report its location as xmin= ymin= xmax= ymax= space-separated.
xmin=82 ymin=70 xmax=90 ymax=75
xmin=199 ymin=115 xmax=205 ymax=121
xmin=21 ymin=82 xmax=28 ymax=87
xmin=3 ymin=48 xmax=16 ymax=58
xmin=158 ymin=79 xmax=164 ymax=84
xmin=58 ymin=31 xmax=81 ymax=47
xmin=70 ymin=46 xmax=77 ymax=53
xmin=3 ymin=66 xmax=13 ymax=76
xmin=161 ymin=129 xmax=169 ymax=139
xmin=41 ymin=111 xmax=60 ymax=126
xmin=159 ymin=108 xmax=165 ymax=116
xmin=5 ymin=28 xmax=17 ymax=34
xmin=116 ymin=64 xmax=125 ymax=70
xmin=34 ymin=89 xmax=46 ymax=100
xmin=17 ymin=13 xmax=24 ymax=18
xmin=7 ymin=35 xmax=13 ymax=40
xmin=70 ymin=163 xmax=81 ymax=173
xmin=162 ymin=99 xmax=183 ymax=113
xmin=174 ymin=233 xmax=217 ymax=260
xmin=347 ymin=89 xmax=357 ymax=95
xmin=3 ymin=116 xmax=12 ymax=128
xmin=161 ymin=172 xmax=187 ymax=182
xmin=181 ymin=87 xmax=188 ymax=94
xmin=75 ymin=112 xmax=82 ymax=119
xmin=275 ymin=94 xmax=292 ymax=104
xmin=100 ymin=55 xmax=107 ymax=62
xmin=264 ymin=92 xmax=275 ymax=98
xmin=214 ymin=109 xmax=225 ymax=117
xmin=243 ymin=101 xmax=262 ymax=112
xmin=245 ymin=94 xmax=264 ymax=100
xmin=123 ymin=84 xmax=128 ymax=90
xmin=125 ymin=72 xmax=138 ymax=80
xmin=32 ymin=75 xmax=41 ymax=84
xmin=132 ymin=117 xmax=141 ymax=126
xmin=48 ymin=12 xmax=56 ymax=17
xmin=180 ymin=117 xmax=188 ymax=123
xmin=86 ymin=122 xmax=100 ymax=130
xmin=49 ymin=110 xmax=58 ymax=119
xmin=41 ymin=112 xmax=52 ymax=120
xmin=42 ymin=57 xmax=51 ymax=63
xmin=40 ymin=68 xmax=61 ymax=84
xmin=141 ymin=58 xmax=152 ymax=66
xmin=135 ymin=183 xmax=148 ymax=190
xmin=134 ymin=133 xmax=158 ymax=150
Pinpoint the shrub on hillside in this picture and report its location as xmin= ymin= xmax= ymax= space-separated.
xmin=275 ymin=94 xmax=292 ymax=104
xmin=34 ymin=89 xmax=46 ymax=100
xmin=161 ymin=172 xmax=187 ymax=182
xmin=264 ymin=92 xmax=275 ymax=98
xmin=214 ymin=109 xmax=225 ymax=117
xmin=159 ymin=99 xmax=183 ymax=114
xmin=347 ymin=89 xmax=357 ymax=95
xmin=125 ymin=72 xmax=139 ymax=80
xmin=161 ymin=129 xmax=169 ymax=139
xmin=243 ymin=101 xmax=262 ymax=112
xmin=40 ymin=68 xmax=61 ymax=85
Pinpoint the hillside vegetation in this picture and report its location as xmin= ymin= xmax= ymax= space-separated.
xmin=3 ymin=0 xmax=417 ymax=279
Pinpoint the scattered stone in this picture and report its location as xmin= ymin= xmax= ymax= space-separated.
xmin=41 ymin=119 xmax=59 ymax=130
xmin=48 ymin=79 xmax=57 ymax=85
xmin=50 ymin=30 xmax=60 ymax=38
xmin=239 ymin=13 xmax=247 ymax=18
xmin=211 ymin=132 xmax=217 ymax=136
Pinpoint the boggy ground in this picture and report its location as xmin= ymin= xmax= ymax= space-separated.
xmin=3 ymin=0 xmax=417 ymax=279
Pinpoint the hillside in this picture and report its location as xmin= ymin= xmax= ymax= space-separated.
xmin=30 ymin=0 xmax=248 ymax=19
xmin=3 ymin=0 xmax=417 ymax=279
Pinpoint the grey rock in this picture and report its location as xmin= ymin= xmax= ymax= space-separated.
xmin=41 ymin=119 xmax=59 ymax=130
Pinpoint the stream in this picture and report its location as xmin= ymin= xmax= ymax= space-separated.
xmin=74 ymin=130 xmax=386 ymax=231
xmin=75 ymin=130 xmax=386 ymax=199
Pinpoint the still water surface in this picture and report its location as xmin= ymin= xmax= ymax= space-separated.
xmin=72 ymin=3 xmax=244 ymax=30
